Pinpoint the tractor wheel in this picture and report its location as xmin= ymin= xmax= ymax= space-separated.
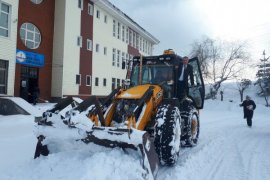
xmin=154 ymin=104 xmax=181 ymax=165
xmin=180 ymin=107 xmax=200 ymax=147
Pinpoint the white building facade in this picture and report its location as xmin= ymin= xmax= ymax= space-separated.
xmin=0 ymin=0 xmax=18 ymax=96
xmin=91 ymin=0 xmax=159 ymax=95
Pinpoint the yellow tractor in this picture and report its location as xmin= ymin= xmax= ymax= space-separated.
xmin=34 ymin=50 xmax=205 ymax=179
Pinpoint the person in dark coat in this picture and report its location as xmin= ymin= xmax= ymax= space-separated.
xmin=32 ymin=85 xmax=40 ymax=105
xmin=239 ymin=95 xmax=256 ymax=127
xmin=177 ymin=56 xmax=194 ymax=99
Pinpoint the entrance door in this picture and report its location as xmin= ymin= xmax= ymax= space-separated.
xmin=20 ymin=66 xmax=39 ymax=103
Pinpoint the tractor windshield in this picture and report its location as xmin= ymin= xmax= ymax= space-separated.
xmin=130 ymin=64 xmax=174 ymax=87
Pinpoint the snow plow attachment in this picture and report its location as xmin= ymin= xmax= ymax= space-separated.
xmin=34 ymin=95 xmax=159 ymax=179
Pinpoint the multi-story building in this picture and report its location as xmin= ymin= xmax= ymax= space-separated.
xmin=91 ymin=0 xmax=159 ymax=95
xmin=1 ymin=0 xmax=159 ymax=101
xmin=15 ymin=0 xmax=55 ymax=102
xmin=0 ymin=0 xmax=18 ymax=96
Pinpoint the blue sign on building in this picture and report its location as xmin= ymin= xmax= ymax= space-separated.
xmin=16 ymin=49 xmax=45 ymax=67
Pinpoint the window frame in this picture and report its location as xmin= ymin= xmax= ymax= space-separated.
xmin=0 ymin=2 xmax=10 ymax=38
xmin=87 ymin=39 xmax=92 ymax=51
xmin=78 ymin=0 xmax=83 ymax=10
xmin=77 ymin=36 xmax=82 ymax=47
xmin=96 ymin=10 xmax=100 ymax=19
xmin=20 ymin=23 xmax=42 ymax=49
xmin=88 ymin=3 xmax=93 ymax=16
xmin=76 ymin=74 xmax=81 ymax=85
xmin=0 ymin=59 xmax=8 ymax=94
xmin=96 ymin=43 xmax=99 ymax=52
xmin=86 ymin=75 xmax=91 ymax=86
xmin=95 ymin=77 xmax=99 ymax=86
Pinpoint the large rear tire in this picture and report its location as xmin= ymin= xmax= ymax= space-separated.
xmin=154 ymin=104 xmax=181 ymax=165
xmin=180 ymin=104 xmax=200 ymax=147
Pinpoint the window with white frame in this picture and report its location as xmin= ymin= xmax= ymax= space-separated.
xmin=76 ymin=74 xmax=81 ymax=85
xmin=20 ymin=23 xmax=41 ymax=49
xmin=133 ymin=32 xmax=136 ymax=47
xmin=136 ymin=33 xmax=139 ymax=49
xmin=117 ymin=22 xmax=120 ymax=39
xmin=96 ymin=10 xmax=100 ymax=19
xmin=77 ymin=36 xmax=82 ymax=47
xmin=117 ymin=50 xmax=120 ymax=67
xmin=122 ymin=52 xmax=125 ymax=69
xmin=112 ymin=48 xmax=116 ymax=66
xmin=112 ymin=78 xmax=116 ymax=90
xmin=0 ymin=3 xmax=10 ymax=37
xmin=139 ymin=36 xmax=142 ymax=51
xmin=88 ymin=3 xmax=93 ymax=15
xmin=129 ymin=29 xmax=133 ymax=46
xmin=126 ymin=53 xmax=129 ymax=69
xmin=96 ymin=44 xmax=99 ymax=52
xmin=104 ymin=15 xmax=107 ymax=23
xmin=78 ymin=0 xmax=83 ymax=10
xmin=87 ymin=39 xmax=92 ymax=51
xmin=103 ymin=78 xmax=106 ymax=86
xmin=30 ymin=0 xmax=43 ymax=4
xmin=122 ymin=25 xmax=125 ymax=42
xmin=95 ymin=77 xmax=99 ymax=86
xmin=104 ymin=47 xmax=107 ymax=55
xmin=86 ymin=75 xmax=91 ymax=86
xmin=126 ymin=28 xmax=129 ymax=43
xmin=117 ymin=79 xmax=120 ymax=88
xmin=113 ymin=20 xmax=116 ymax=37
xmin=0 ymin=60 xmax=8 ymax=94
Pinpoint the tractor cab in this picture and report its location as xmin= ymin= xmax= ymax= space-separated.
xmin=129 ymin=51 xmax=205 ymax=109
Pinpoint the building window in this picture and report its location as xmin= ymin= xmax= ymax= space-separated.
xmin=112 ymin=48 xmax=116 ymax=66
xmin=20 ymin=23 xmax=41 ymax=49
xmin=76 ymin=74 xmax=81 ymax=85
xmin=95 ymin=77 xmax=99 ymax=86
xmin=117 ymin=22 xmax=120 ymax=39
xmin=88 ymin=3 xmax=93 ymax=15
xmin=96 ymin=44 xmax=99 ymax=52
xmin=0 ymin=3 xmax=10 ymax=37
xmin=117 ymin=50 xmax=120 ymax=67
xmin=104 ymin=47 xmax=107 ymax=55
xmin=122 ymin=52 xmax=125 ymax=69
xmin=78 ymin=0 xmax=83 ymax=10
xmin=87 ymin=39 xmax=92 ymax=51
xmin=133 ymin=32 xmax=136 ymax=47
xmin=30 ymin=0 xmax=43 ymax=4
xmin=126 ymin=28 xmax=129 ymax=43
xmin=122 ymin=25 xmax=125 ymax=42
xmin=117 ymin=79 xmax=120 ymax=88
xmin=112 ymin=78 xmax=116 ymax=90
xmin=139 ymin=36 xmax=142 ymax=51
xmin=86 ymin=75 xmax=91 ymax=86
xmin=96 ymin=10 xmax=100 ymax=19
xmin=104 ymin=15 xmax=107 ymax=23
xmin=136 ymin=33 xmax=139 ymax=49
xmin=129 ymin=29 xmax=133 ymax=46
xmin=103 ymin=78 xmax=106 ymax=86
xmin=77 ymin=36 xmax=82 ymax=47
xmin=0 ymin=60 xmax=8 ymax=94
xmin=113 ymin=20 xmax=116 ymax=37
xmin=126 ymin=53 xmax=129 ymax=69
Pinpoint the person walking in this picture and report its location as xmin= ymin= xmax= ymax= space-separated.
xmin=177 ymin=56 xmax=194 ymax=99
xmin=239 ymin=95 xmax=256 ymax=127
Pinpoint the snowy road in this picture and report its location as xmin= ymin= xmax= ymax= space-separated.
xmin=1 ymin=100 xmax=270 ymax=180
xmin=158 ymin=101 xmax=270 ymax=180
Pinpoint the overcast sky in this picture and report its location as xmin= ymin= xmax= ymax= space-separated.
xmin=109 ymin=0 xmax=270 ymax=60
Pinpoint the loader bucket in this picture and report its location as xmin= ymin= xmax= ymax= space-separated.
xmin=82 ymin=127 xmax=159 ymax=179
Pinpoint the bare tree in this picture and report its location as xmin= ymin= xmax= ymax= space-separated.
xmin=236 ymin=79 xmax=252 ymax=102
xmin=190 ymin=37 xmax=250 ymax=98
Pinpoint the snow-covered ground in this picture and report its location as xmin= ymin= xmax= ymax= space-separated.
xmin=1 ymin=84 xmax=270 ymax=180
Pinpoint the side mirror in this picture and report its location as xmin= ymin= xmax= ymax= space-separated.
xmin=124 ymin=79 xmax=130 ymax=86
